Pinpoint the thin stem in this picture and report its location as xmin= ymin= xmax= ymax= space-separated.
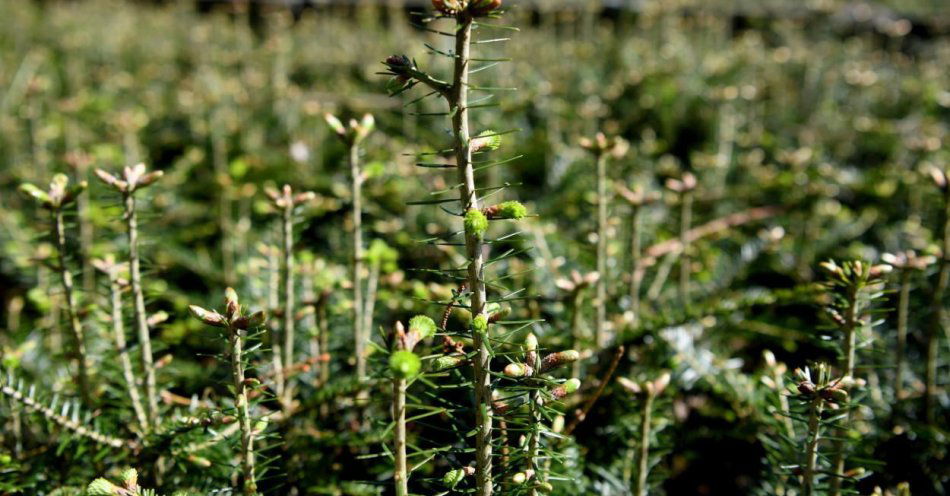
xmin=53 ymin=209 xmax=90 ymax=404
xmin=108 ymin=276 xmax=149 ymax=431
xmin=351 ymin=142 xmax=366 ymax=386
xmin=678 ymin=190 xmax=693 ymax=309
xmin=267 ymin=246 xmax=285 ymax=398
xmin=925 ymin=187 xmax=950 ymax=424
xmin=894 ymin=269 xmax=910 ymax=401
xmin=451 ymin=13 xmax=493 ymax=496
xmin=635 ymin=391 xmax=654 ymax=496
xmin=229 ymin=327 xmax=257 ymax=495
xmin=829 ymin=285 xmax=858 ymax=496
xmin=595 ymin=152 xmax=609 ymax=348
xmin=125 ymin=193 xmax=159 ymax=427
xmin=802 ymin=398 xmax=825 ymax=496
xmin=564 ymin=345 xmax=624 ymax=435
xmin=281 ymin=203 xmax=295 ymax=408
xmin=1 ymin=383 xmax=134 ymax=450
xmin=628 ymin=205 xmax=642 ymax=327
xmin=393 ymin=377 xmax=408 ymax=496
xmin=363 ymin=262 xmax=380 ymax=346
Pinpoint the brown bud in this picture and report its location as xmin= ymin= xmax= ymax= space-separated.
xmin=470 ymin=0 xmax=502 ymax=16
xmin=797 ymin=381 xmax=816 ymax=397
xmin=189 ymin=305 xmax=227 ymax=328
xmin=540 ymin=350 xmax=580 ymax=373
xmin=224 ymin=287 xmax=240 ymax=319
xmin=94 ymin=168 xmax=128 ymax=192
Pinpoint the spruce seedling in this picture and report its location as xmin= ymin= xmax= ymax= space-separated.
xmin=382 ymin=2 xmax=510 ymax=492
xmin=95 ymin=163 xmax=163 ymax=427
xmin=880 ymin=250 xmax=934 ymax=402
xmin=264 ymin=184 xmax=316 ymax=409
xmin=189 ymin=288 xmax=265 ymax=495
xmin=818 ymin=260 xmax=889 ymax=496
xmin=580 ymin=133 xmax=629 ymax=347
xmin=19 ymin=174 xmax=91 ymax=404
xmin=325 ymin=112 xmax=374 ymax=388
xmin=793 ymin=364 xmax=852 ymax=496
xmin=617 ymin=373 xmax=671 ymax=496
xmin=389 ymin=315 xmax=436 ymax=496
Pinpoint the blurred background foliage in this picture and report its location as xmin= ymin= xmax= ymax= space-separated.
xmin=0 ymin=0 xmax=948 ymax=494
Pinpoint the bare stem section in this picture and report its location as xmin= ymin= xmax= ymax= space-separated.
xmin=53 ymin=209 xmax=91 ymax=405
xmin=392 ymin=376 xmax=407 ymax=496
xmin=281 ymin=197 xmax=296 ymax=406
xmin=94 ymin=256 xmax=149 ymax=431
xmin=351 ymin=142 xmax=366 ymax=385
xmin=595 ymin=153 xmax=608 ymax=347
xmin=635 ymin=391 xmax=654 ymax=496
xmin=126 ymin=190 xmax=159 ymax=427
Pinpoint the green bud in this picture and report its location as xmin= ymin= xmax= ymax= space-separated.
xmin=324 ymin=113 xmax=346 ymax=137
xmin=497 ymin=201 xmax=527 ymax=220
xmin=224 ymin=287 xmax=240 ymax=318
xmin=504 ymin=363 xmax=530 ymax=377
xmin=253 ymin=418 xmax=269 ymax=433
xmin=443 ymin=468 xmax=464 ymax=489
xmin=86 ymin=478 xmax=119 ymax=496
xmin=119 ymin=468 xmax=138 ymax=489
xmin=470 ymin=129 xmax=502 ymax=152
xmin=472 ymin=314 xmax=488 ymax=334
xmin=355 ymin=113 xmax=375 ymax=142
xmin=535 ymin=481 xmax=554 ymax=493
xmin=434 ymin=355 xmax=463 ymax=371
xmin=525 ymin=333 xmax=538 ymax=351
xmin=389 ymin=350 xmax=422 ymax=378
xmin=551 ymin=378 xmax=581 ymax=399
xmin=464 ymin=209 xmax=488 ymax=238
xmin=18 ymin=183 xmax=52 ymax=208
xmin=409 ymin=315 xmax=437 ymax=340
xmin=563 ymin=378 xmax=581 ymax=393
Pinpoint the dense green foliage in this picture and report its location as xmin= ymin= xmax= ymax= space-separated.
xmin=0 ymin=0 xmax=948 ymax=495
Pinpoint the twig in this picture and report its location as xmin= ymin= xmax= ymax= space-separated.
xmin=1 ymin=382 xmax=136 ymax=450
xmin=564 ymin=345 xmax=624 ymax=435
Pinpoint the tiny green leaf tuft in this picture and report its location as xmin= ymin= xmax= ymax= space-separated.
xmin=390 ymin=350 xmax=422 ymax=378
